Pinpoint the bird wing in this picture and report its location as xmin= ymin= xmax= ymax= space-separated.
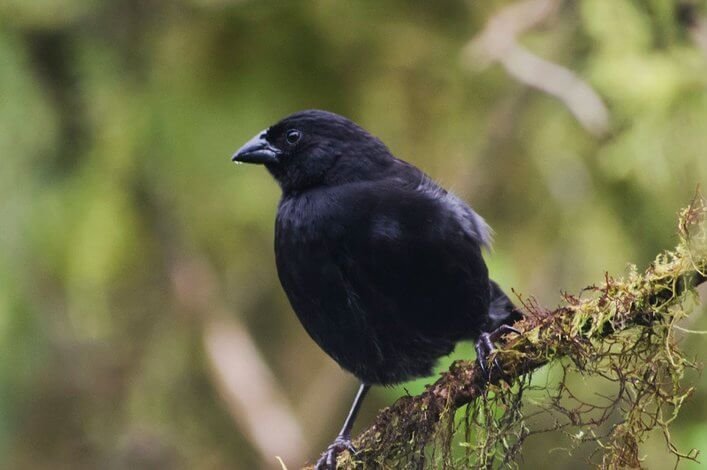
xmin=274 ymin=174 xmax=492 ymax=384
xmin=328 ymin=177 xmax=491 ymax=341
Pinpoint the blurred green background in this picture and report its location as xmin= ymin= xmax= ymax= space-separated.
xmin=1 ymin=0 xmax=706 ymax=468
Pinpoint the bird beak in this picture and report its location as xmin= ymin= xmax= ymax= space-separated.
xmin=232 ymin=131 xmax=281 ymax=165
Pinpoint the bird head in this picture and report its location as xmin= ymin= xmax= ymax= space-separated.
xmin=232 ymin=110 xmax=395 ymax=193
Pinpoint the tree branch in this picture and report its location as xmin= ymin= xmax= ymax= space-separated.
xmin=462 ymin=0 xmax=610 ymax=137
xmin=305 ymin=195 xmax=706 ymax=469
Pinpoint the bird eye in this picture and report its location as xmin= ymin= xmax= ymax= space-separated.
xmin=285 ymin=129 xmax=302 ymax=145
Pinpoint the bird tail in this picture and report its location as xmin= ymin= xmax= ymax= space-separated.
xmin=487 ymin=279 xmax=522 ymax=331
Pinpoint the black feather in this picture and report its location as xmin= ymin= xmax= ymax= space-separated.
xmin=234 ymin=109 xmax=518 ymax=386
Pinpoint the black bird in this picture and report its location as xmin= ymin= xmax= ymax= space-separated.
xmin=232 ymin=110 xmax=520 ymax=469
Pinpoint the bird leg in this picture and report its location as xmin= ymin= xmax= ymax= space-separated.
xmin=475 ymin=324 xmax=521 ymax=380
xmin=315 ymin=383 xmax=370 ymax=470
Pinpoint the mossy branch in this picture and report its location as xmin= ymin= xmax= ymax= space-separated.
xmin=308 ymin=195 xmax=707 ymax=469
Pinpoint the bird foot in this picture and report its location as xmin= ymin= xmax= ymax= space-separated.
xmin=475 ymin=324 xmax=521 ymax=381
xmin=315 ymin=435 xmax=356 ymax=470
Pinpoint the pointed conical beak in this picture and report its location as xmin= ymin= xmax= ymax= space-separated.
xmin=232 ymin=131 xmax=281 ymax=164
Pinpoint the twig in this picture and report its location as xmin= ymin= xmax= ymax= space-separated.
xmin=462 ymin=0 xmax=610 ymax=137
xmin=170 ymin=256 xmax=309 ymax=466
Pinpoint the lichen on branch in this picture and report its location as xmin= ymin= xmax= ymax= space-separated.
xmin=314 ymin=195 xmax=707 ymax=469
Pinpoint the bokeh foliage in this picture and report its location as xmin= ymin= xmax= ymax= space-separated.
xmin=0 ymin=0 xmax=706 ymax=468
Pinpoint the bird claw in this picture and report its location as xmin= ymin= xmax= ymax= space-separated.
xmin=489 ymin=324 xmax=521 ymax=341
xmin=475 ymin=324 xmax=521 ymax=381
xmin=315 ymin=436 xmax=356 ymax=470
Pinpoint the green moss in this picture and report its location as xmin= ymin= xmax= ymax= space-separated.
xmin=329 ymin=196 xmax=706 ymax=469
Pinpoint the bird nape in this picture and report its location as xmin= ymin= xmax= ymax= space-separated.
xmin=232 ymin=109 xmax=521 ymax=469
